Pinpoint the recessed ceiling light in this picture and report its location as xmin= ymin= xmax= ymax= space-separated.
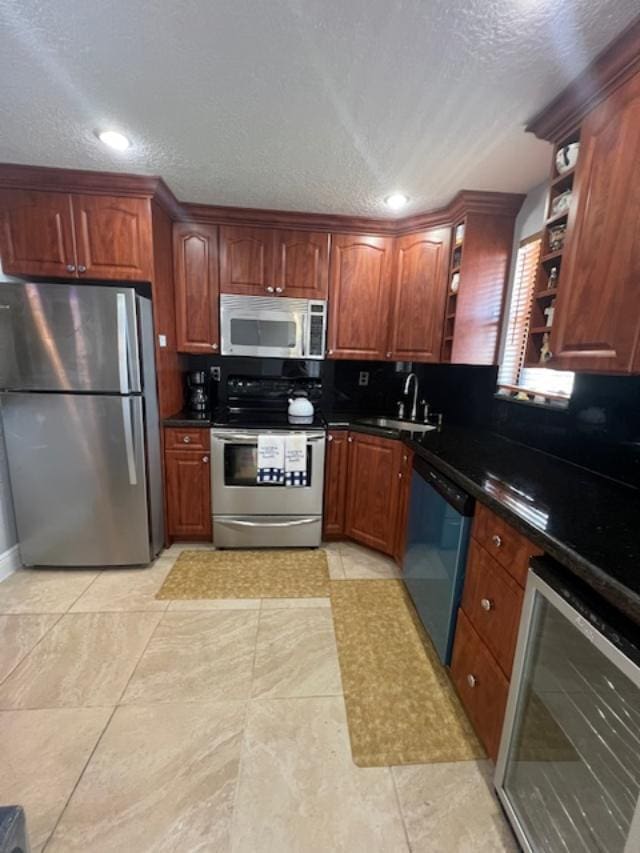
xmin=384 ymin=192 xmax=409 ymax=211
xmin=96 ymin=130 xmax=131 ymax=151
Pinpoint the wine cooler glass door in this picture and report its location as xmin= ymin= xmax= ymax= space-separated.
xmin=495 ymin=570 xmax=640 ymax=853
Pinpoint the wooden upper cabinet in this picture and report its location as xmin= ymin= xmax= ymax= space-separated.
xmin=173 ymin=222 xmax=219 ymax=353
xmin=0 ymin=189 xmax=76 ymax=277
xmin=549 ymin=72 xmax=640 ymax=373
xmin=219 ymin=225 xmax=274 ymax=295
xmin=72 ymin=194 xmax=153 ymax=281
xmin=450 ymin=213 xmax=515 ymax=366
xmin=274 ymin=230 xmax=329 ymax=298
xmin=327 ymin=234 xmax=394 ymax=360
xmin=389 ymin=228 xmax=450 ymax=362
xmin=345 ymin=431 xmax=402 ymax=555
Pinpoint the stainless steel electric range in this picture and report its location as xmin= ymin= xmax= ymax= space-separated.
xmin=210 ymin=376 xmax=326 ymax=548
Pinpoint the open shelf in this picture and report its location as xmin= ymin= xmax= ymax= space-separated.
xmin=530 ymin=325 xmax=552 ymax=335
xmin=545 ymin=209 xmax=569 ymax=226
xmin=551 ymin=167 xmax=576 ymax=188
xmin=541 ymin=250 xmax=563 ymax=265
xmin=534 ymin=287 xmax=558 ymax=300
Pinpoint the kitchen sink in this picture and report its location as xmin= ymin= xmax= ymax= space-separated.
xmin=353 ymin=416 xmax=436 ymax=433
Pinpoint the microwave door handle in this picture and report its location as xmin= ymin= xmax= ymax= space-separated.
xmin=301 ymin=313 xmax=306 ymax=357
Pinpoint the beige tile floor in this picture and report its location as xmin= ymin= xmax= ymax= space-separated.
xmin=0 ymin=542 xmax=517 ymax=853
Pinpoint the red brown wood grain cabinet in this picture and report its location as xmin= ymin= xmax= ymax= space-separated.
xmin=173 ymin=222 xmax=220 ymax=354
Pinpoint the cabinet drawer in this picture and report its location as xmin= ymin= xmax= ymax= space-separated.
xmin=450 ymin=608 xmax=509 ymax=761
xmin=165 ymin=427 xmax=209 ymax=451
xmin=472 ymin=503 xmax=542 ymax=587
xmin=461 ymin=540 xmax=524 ymax=677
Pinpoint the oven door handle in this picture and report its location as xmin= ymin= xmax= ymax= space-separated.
xmin=219 ymin=517 xmax=318 ymax=528
xmin=211 ymin=432 xmax=325 ymax=443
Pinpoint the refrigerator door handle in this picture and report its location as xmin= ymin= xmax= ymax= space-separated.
xmin=121 ymin=397 xmax=138 ymax=486
xmin=117 ymin=293 xmax=130 ymax=394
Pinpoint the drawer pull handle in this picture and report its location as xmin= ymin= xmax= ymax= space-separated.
xmin=480 ymin=598 xmax=493 ymax=611
xmin=467 ymin=674 xmax=477 ymax=688
xmin=183 ymin=435 xmax=192 ymax=444
xmin=491 ymin=534 xmax=502 ymax=547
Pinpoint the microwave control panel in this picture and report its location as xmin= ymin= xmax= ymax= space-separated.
xmin=308 ymin=302 xmax=326 ymax=357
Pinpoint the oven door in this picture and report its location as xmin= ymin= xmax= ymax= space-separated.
xmin=211 ymin=429 xmax=325 ymax=516
xmin=220 ymin=295 xmax=306 ymax=359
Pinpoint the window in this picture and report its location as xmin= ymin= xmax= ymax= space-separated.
xmin=498 ymin=235 xmax=574 ymax=402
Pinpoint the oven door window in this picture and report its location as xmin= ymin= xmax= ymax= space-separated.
xmin=229 ymin=318 xmax=297 ymax=350
xmin=224 ymin=444 xmax=312 ymax=486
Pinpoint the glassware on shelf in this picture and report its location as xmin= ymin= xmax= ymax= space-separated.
xmin=547 ymin=267 xmax=558 ymax=289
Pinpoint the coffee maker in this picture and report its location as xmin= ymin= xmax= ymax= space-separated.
xmin=186 ymin=370 xmax=209 ymax=415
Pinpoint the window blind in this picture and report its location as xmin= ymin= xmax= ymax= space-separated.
xmin=498 ymin=235 xmax=574 ymax=399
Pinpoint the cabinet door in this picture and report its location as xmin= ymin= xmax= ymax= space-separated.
xmin=323 ymin=430 xmax=349 ymax=538
xmin=393 ymin=447 xmax=414 ymax=565
xmin=549 ymin=72 xmax=640 ymax=373
xmin=219 ymin=225 xmax=274 ymax=295
xmin=0 ymin=189 xmax=76 ymax=277
xmin=165 ymin=450 xmax=212 ymax=539
xmin=72 ymin=194 xmax=153 ymax=281
xmin=389 ymin=229 xmax=450 ymax=362
xmin=173 ymin=223 xmax=219 ymax=353
xmin=345 ymin=432 xmax=401 ymax=555
xmin=328 ymin=235 xmax=394 ymax=360
xmin=274 ymin=230 xmax=329 ymax=298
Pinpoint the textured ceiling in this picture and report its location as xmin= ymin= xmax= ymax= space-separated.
xmin=0 ymin=0 xmax=638 ymax=216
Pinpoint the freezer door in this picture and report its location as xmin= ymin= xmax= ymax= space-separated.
xmin=0 ymin=282 xmax=141 ymax=392
xmin=1 ymin=392 xmax=152 ymax=566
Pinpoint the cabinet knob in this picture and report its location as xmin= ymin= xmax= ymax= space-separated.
xmin=66 ymin=263 xmax=76 ymax=273
xmin=275 ymin=286 xmax=283 ymax=293
xmin=328 ymin=435 xmax=333 ymax=442
xmin=467 ymin=674 xmax=477 ymax=688
xmin=328 ymin=349 xmax=334 ymax=355
xmin=348 ymin=436 xmax=353 ymax=443
xmin=183 ymin=435 xmax=191 ymax=444
xmin=77 ymin=264 xmax=87 ymax=273
xmin=386 ymin=352 xmax=392 ymax=358
xmin=403 ymin=454 xmax=408 ymax=462
xmin=202 ymin=455 xmax=209 ymax=463
xmin=266 ymin=286 xmax=275 ymax=293
xmin=398 ymin=472 xmax=403 ymax=479
xmin=491 ymin=534 xmax=502 ymax=548
xmin=480 ymin=598 xmax=493 ymax=611
xmin=211 ymin=343 xmax=218 ymax=350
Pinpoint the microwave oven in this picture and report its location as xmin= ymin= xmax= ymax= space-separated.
xmin=220 ymin=295 xmax=327 ymax=360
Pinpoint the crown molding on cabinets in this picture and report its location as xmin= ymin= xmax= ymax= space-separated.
xmin=526 ymin=14 xmax=640 ymax=142
xmin=0 ymin=163 xmax=179 ymax=214
xmin=0 ymin=162 xmax=523 ymax=236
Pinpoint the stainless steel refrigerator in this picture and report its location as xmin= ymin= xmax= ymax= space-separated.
xmin=0 ymin=282 xmax=164 ymax=567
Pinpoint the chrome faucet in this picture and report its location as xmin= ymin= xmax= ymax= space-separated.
xmin=403 ymin=372 xmax=419 ymax=421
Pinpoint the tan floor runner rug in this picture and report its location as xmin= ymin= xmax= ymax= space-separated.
xmin=330 ymin=579 xmax=485 ymax=766
xmin=156 ymin=549 xmax=330 ymax=599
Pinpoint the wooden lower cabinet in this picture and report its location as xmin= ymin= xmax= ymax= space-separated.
xmin=344 ymin=432 xmax=402 ymax=556
xmin=451 ymin=503 xmax=542 ymax=761
xmin=323 ymin=430 xmax=349 ymax=538
xmin=450 ymin=609 xmax=510 ymax=761
xmin=164 ymin=430 xmax=212 ymax=540
xmin=393 ymin=447 xmax=414 ymax=565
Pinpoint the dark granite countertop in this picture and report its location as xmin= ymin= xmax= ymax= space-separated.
xmin=328 ymin=415 xmax=640 ymax=624
xmin=164 ymin=410 xmax=212 ymax=427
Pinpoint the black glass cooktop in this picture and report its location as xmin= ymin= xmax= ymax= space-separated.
xmin=211 ymin=407 xmax=326 ymax=430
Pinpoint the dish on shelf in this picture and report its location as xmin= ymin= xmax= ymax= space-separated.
xmin=551 ymin=189 xmax=572 ymax=216
xmin=454 ymin=223 xmax=465 ymax=245
xmin=555 ymin=142 xmax=579 ymax=175
xmin=450 ymin=272 xmax=460 ymax=294
xmin=548 ymin=224 xmax=566 ymax=252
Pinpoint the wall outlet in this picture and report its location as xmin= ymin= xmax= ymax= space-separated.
xmin=157 ymin=334 xmax=167 ymax=348
xmin=358 ymin=371 xmax=369 ymax=387
xmin=211 ymin=366 xmax=221 ymax=382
